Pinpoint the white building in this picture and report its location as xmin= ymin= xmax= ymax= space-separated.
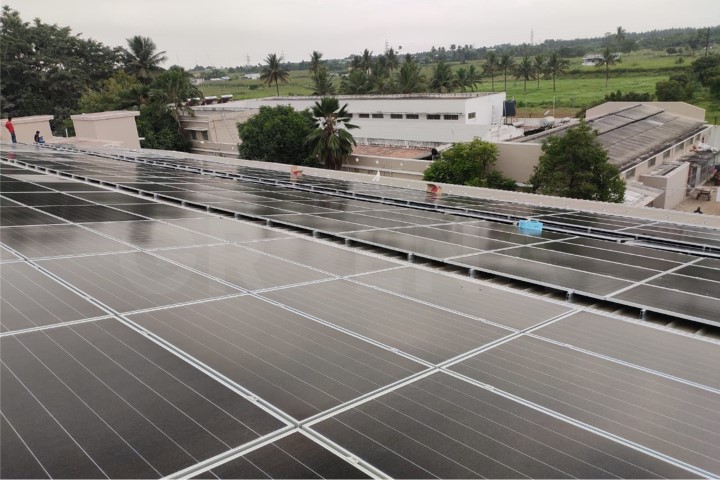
xmin=185 ymin=93 xmax=523 ymax=152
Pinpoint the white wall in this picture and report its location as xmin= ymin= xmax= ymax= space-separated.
xmin=71 ymin=111 xmax=140 ymax=149
xmin=1 ymin=115 xmax=53 ymax=144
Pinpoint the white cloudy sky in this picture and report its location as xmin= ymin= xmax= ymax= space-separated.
xmin=5 ymin=0 xmax=719 ymax=68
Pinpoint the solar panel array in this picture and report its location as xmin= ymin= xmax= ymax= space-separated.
xmin=1 ymin=145 xmax=719 ymax=478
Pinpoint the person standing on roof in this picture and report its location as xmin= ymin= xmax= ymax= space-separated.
xmin=5 ymin=116 xmax=16 ymax=143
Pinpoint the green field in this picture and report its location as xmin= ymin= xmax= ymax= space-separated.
xmin=200 ymin=50 xmax=719 ymax=123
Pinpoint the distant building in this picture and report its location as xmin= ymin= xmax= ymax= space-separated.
xmin=582 ymin=53 xmax=621 ymax=66
xmin=244 ymin=73 xmax=261 ymax=80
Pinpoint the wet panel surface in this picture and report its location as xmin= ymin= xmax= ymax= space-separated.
xmin=263 ymin=280 xmax=512 ymax=364
xmin=450 ymin=336 xmax=720 ymax=475
xmin=313 ymin=372 xmax=698 ymax=479
xmin=355 ymin=267 xmax=571 ymax=330
xmin=0 ymin=224 xmax=132 ymax=258
xmin=533 ymin=311 xmax=720 ymax=389
xmin=0 ymin=320 xmax=285 ymax=478
xmin=129 ymin=296 xmax=425 ymax=419
xmin=38 ymin=251 xmax=241 ymax=313
xmin=194 ymin=433 xmax=369 ymax=479
xmin=0 ymin=262 xmax=106 ymax=333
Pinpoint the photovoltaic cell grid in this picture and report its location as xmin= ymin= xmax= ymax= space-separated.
xmin=0 ymin=147 xmax=718 ymax=478
xmin=3 ymin=146 xmax=719 ymax=325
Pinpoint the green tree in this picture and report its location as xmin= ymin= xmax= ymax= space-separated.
xmin=533 ymin=53 xmax=546 ymax=88
xmin=123 ymin=35 xmax=167 ymax=84
xmin=423 ymin=139 xmax=499 ymax=185
xmin=529 ymin=121 xmax=625 ymax=203
xmin=691 ymin=54 xmax=720 ymax=85
xmin=306 ymin=97 xmax=358 ymax=170
xmin=546 ymin=52 xmax=570 ymax=92
xmin=515 ymin=55 xmax=534 ymax=93
xmin=0 ymin=6 xmax=121 ymax=131
xmin=309 ymin=50 xmax=323 ymax=76
xmin=340 ymin=69 xmax=370 ymax=94
xmin=148 ymin=66 xmax=202 ymax=133
xmin=483 ymin=51 xmax=499 ymax=91
xmin=238 ymin=105 xmax=315 ymax=164
xmin=395 ymin=54 xmax=426 ymax=93
xmin=430 ymin=61 xmax=455 ymax=93
xmin=311 ymin=67 xmax=335 ymax=95
xmin=596 ymin=46 xmax=620 ymax=89
xmin=260 ymin=53 xmax=290 ymax=95
xmin=78 ymin=71 xmax=142 ymax=112
xmin=498 ymin=53 xmax=515 ymax=91
xmin=385 ymin=47 xmax=400 ymax=71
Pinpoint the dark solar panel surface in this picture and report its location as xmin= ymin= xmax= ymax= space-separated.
xmin=1 ymin=146 xmax=718 ymax=478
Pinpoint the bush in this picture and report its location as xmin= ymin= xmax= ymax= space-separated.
xmin=237 ymin=105 xmax=315 ymax=164
xmin=423 ymin=139 xmax=498 ymax=186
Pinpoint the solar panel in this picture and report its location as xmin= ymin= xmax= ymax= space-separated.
xmin=2 ymin=145 xmax=719 ymax=478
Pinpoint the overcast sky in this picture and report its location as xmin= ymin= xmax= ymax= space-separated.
xmin=5 ymin=0 xmax=719 ymax=68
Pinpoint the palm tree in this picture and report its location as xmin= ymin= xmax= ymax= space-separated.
xmin=385 ymin=47 xmax=400 ymax=71
xmin=482 ymin=51 xmax=499 ymax=91
xmin=311 ymin=67 xmax=335 ymax=95
xmin=455 ymin=68 xmax=470 ymax=92
xmin=546 ymin=52 xmax=569 ymax=92
xmin=123 ymin=35 xmax=167 ymax=84
xmin=306 ymin=97 xmax=358 ymax=170
xmin=498 ymin=53 xmax=515 ymax=91
xmin=341 ymin=69 xmax=369 ymax=94
xmin=533 ymin=53 xmax=546 ymax=88
xmin=515 ymin=55 xmax=534 ymax=93
xmin=395 ymin=54 xmax=426 ymax=93
xmin=466 ymin=65 xmax=481 ymax=91
xmin=430 ymin=61 xmax=455 ymax=93
xmin=260 ymin=53 xmax=290 ymax=95
xmin=149 ymin=67 xmax=202 ymax=132
xmin=596 ymin=46 xmax=620 ymax=89
xmin=360 ymin=49 xmax=373 ymax=74
xmin=309 ymin=51 xmax=323 ymax=76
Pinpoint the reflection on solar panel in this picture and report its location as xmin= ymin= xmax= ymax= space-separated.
xmin=1 ymin=144 xmax=719 ymax=478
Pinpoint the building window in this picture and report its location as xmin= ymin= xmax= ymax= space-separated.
xmin=427 ymin=114 xmax=441 ymax=120
xmin=372 ymin=113 xmax=384 ymax=119
xmin=405 ymin=114 xmax=419 ymax=119
xmin=358 ymin=113 xmax=370 ymax=118
xmin=201 ymin=131 xmax=209 ymax=141
xmin=648 ymin=157 xmax=656 ymax=167
xmin=444 ymin=114 xmax=459 ymax=120
xmin=625 ymin=168 xmax=636 ymax=179
xmin=190 ymin=131 xmax=197 ymax=140
xmin=468 ymin=112 xmax=476 ymax=119
xmin=347 ymin=113 xmax=353 ymax=118
xmin=390 ymin=113 xmax=403 ymax=119
xmin=663 ymin=150 xmax=671 ymax=160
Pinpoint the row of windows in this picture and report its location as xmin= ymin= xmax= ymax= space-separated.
xmin=188 ymin=130 xmax=209 ymax=141
xmin=351 ymin=113 xmax=467 ymax=120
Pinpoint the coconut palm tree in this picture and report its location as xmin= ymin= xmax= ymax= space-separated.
xmin=311 ymin=67 xmax=335 ymax=95
xmin=260 ymin=53 xmax=290 ymax=96
xmin=123 ymin=35 xmax=167 ymax=84
xmin=467 ymin=65 xmax=481 ymax=90
xmin=360 ymin=49 xmax=373 ymax=74
xmin=430 ymin=61 xmax=455 ymax=93
xmin=515 ymin=55 xmax=534 ymax=93
xmin=149 ymin=67 xmax=202 ymax=132
xmin=596 ymin=46 xmax=620 ymax=89
xmin=533 ymin=53 xmax=546 ymax=88
xmin=385 ymin=47 xmax=400 ymax=71
xmin=395 ymin=54 xmax=426 ymax=93
xmin=483 ymin=51 xmax=499 ymax=91
xmin=498 ymin=53 xmax=515 ymax=91
xmin=546 ymin=52 xmax=570 ymax=92
xmin=309 ymin=51 xmax=323 ymax=76
xmin=306 ymin=97 xmax=358 ymax=170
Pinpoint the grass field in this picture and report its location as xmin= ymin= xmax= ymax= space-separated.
xmin=200 ymin=49 xmax=719 ymax=123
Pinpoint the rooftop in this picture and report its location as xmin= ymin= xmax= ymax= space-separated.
xmin=1 ymin=142 xmax=719 ymax=478
xmin=520 ymin=104 xmax=708 ymax=171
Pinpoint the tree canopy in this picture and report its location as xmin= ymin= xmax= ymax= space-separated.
xmin=423 ymin=139 xmax=507 ymax=188
xmin=0 ymin=6 xmax=121 ymax=130
xmin=123 ymin=35 xmax=167 ymax=84
xmin=306 ymin=97 xmax=358 ymax=170
xmin=237 ymin=105 xmax=315 ymax=165
xmin=529 ymin=121 xmax=625 ymax=203
xmin=260 ymin=53 xmax=290 ymax=95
